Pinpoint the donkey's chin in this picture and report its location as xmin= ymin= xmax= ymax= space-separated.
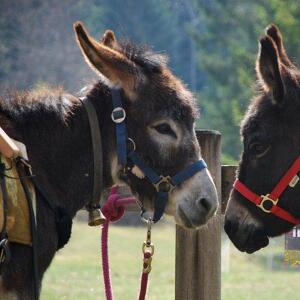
xmin=235 ymin=234 xmax=269 ymax=254
xmin=225 ymin=220 xmax=270 ymax=254
xmin=175 ymin=204 xmax=213 ymax=229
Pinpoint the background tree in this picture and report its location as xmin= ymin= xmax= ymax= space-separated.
xmin=1 ymin=0 xmax=300 ymax=162
xmin=191 ymin=0 xmax=300 ymax=162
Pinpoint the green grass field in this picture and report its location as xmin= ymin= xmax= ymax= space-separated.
xmin=41 ymin=221 xmax=175 ymax=300
xmin=41 ymin=221 xmax=300 ymax=300
xmin=222 ymin=237 xmax=300 ymax=300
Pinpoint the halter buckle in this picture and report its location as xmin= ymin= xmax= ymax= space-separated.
xmin=154 ymin=176 xmax=174 ymax=193
xmin=257 ymin=194 xmax=278 ymax=213
xmin=111 ymin=107 xmax=126 ymax=123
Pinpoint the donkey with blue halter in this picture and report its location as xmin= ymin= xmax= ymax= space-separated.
xmin=0 ymin=22 xmax=218 ymax=299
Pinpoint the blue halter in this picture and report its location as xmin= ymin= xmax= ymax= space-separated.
xmin=110 ymin=88 xmax=207 ymax=222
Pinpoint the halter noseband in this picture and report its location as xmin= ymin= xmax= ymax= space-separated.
xmin=111 ymin=88 xmax=207 ymax=223
xmin=234 ymin=155 xmax=300 ymax=224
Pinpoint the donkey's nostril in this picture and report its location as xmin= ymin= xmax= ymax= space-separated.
xmin=197 ymin=197 xmax=212 ymax=212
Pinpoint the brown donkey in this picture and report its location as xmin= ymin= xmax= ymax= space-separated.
xmin=0 ymin=22 xmax=218 ymax=299
xmin=225 ymin=24 xmax=300 ymax=253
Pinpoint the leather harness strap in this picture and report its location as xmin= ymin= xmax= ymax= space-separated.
xmin=234 ymin=154 xmax=300 ymax=224
xmin=80 ymin=97 xmax=103 ymax=210
xmin=0 ymin=174 xmax=10 ymax=267
xmin=16 ymin=160 xmax=39 ymax=300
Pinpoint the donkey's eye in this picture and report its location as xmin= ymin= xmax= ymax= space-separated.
xmin=153 ymin=123 xmax=177 ymax=138
xmin=249 ymin=142 xmax=270 ymax=157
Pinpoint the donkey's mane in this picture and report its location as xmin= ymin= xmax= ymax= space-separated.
xmin=0 ymin=85 xmax=79 ymax=124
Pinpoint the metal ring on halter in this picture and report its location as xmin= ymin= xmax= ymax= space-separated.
xmin=257 ymin=194 xmax=278 ymax=213
xmin=153 ymin=175 xmax=175 ymax=193
xmin=111 ymin=107 xmax=126 ymax=123
xmin=127 ymin=138 xmax=136 ymax=153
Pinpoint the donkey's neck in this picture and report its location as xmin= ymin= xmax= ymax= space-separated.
xmin=84 ymin=82 xmax=118 ymax=189
xmin=11 ymin=82 xmax=117 ymax=217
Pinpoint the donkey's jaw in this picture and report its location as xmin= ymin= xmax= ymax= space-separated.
xmin=224 ymin=192 xmax=270 ymax=253
xmin=171 ymin=168 xmax=218 ymax=229
xmin=109 ymin=154 xmax=127 ymax=187
xmin=224 ymin=216 xmax=269 ymax=253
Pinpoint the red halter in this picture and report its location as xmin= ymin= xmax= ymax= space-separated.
xmin=234 ymin=155 xmax=300 ymax=225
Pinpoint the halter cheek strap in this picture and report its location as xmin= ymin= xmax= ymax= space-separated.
xmin=128 ymin=152 xmax=207 ymax=222
xmin=234 ymin=155 xmax=300 ymax=225
xmin=111 ymin=88 xmax=127 ymax=165
xmin=110 ymin=88 xmax=207 ymax=223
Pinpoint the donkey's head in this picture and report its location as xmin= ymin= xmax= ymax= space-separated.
xmin=225 ymin=24 xmax=300 ymax=253
xmin=74 ymin=22 xmax=218 ymax=228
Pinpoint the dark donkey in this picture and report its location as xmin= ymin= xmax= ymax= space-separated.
xmin=225 ymin=24 xmax=300 ymax=253
xmin=0 ymin=22 xmax=218 ymax=299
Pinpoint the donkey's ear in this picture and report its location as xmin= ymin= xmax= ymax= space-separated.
xmin=256 ymin=35 xmax=285 ymax=105
xmin=266 ymin=24 xmax=294 ymax=68
xmin=101 ymin=30 xmax=120 ymax=50
xmin=74 ymin=22 xmax=142 ymax=95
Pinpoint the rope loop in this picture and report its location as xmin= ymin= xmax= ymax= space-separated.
xmin=100 ymin=186 xmax=154 ymax=300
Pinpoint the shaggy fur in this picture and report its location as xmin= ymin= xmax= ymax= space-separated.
xmin=0 ymin=24 xmax=210 ymax=299
xmin=225 ymin=24 xmax=300 ymax=253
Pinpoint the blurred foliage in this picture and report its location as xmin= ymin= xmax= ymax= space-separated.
xmin=192 ymin=0 xmax=300 ymax=162
xmin=0 ymin=0 xmax=200 ymax=91
xmin=1 ymin=0 xmax=300 ymax=162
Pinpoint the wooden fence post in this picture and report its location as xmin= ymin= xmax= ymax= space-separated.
xmin=175 ymin=130 xmax=221 ymax=300
xmin=221 ymin=165 xmax=237 ymax=213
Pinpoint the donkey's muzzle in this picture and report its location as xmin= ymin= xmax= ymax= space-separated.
xmin=224 ymin=217 xmax=269 ymax=253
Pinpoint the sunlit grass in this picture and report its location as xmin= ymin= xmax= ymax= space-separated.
xmin=41 ymin=221 xmax=175 ymax=300
xmin=41 ymin=221 xmax=300 ymax=299
xmin=222 ymin=236 xmax=300 ymax=300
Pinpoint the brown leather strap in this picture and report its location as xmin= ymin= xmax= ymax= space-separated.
xmin=80 ymin=97 xmax=103 ymax=209
xmin=16 ymin=161 xmax=39 ymax=300
xmin=0 ymin=175 xmax=8 ymax=240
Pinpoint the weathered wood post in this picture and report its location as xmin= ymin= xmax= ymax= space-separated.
xmin=221 ymin=165 xmax=237 ymax=213
xmin=175 ymin=130 xmax=221 ymax=300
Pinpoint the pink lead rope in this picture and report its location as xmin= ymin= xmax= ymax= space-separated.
xmin=101 ymin=186 xmax=154 ymax=300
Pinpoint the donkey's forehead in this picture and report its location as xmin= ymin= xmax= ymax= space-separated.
xmin=241 ymin=95 xmax=283 ymax=140
xmin=154 ymin=68 xmax=197 ymax=115
xmin=115 ymin=41 xmax=199 ymax=123
xmin=134 ymin=72 xmax=198 ymax=124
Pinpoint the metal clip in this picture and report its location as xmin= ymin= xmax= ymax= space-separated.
xmin=143 ymin=255 xmax=152 ymax=274
xmin=142 ymin=218 xmax=155 ymax=274
xmin=258 ymin=194 xmax=278 ymax=213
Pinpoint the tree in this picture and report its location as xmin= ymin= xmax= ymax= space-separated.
xmin=189 ymin=0 xmax=300 ymax=162
xmin=0 ymin=0 xmax=204 ymax=93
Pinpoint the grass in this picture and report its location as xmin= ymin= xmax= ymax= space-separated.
xmin=222 ymin=237 xmax=300 ymax=300
xmin=41 ymin=221 xmax=175 ymax=300
xmin=41 ymin=221 xmax=300 ymax=300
